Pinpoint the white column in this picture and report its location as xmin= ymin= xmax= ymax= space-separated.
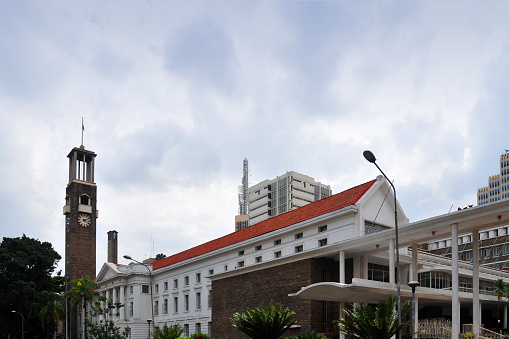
xmin=412 ymin=244 xmax=418 ymax=282
xmin=339 ymin=301 xmax=345 ymax=339
xmin=389 ymin=238 xmax=395 ymax=284
xmin=120 ymin=286 xmax=125 ymax=320
xmin=451 ymin=223 xmax=460 ymax=338
xmin=339 ymin=251 xmax=345 ymax=339
xmin=363 ymin=254 xmax=369 ymax=279
xmin=473 ymin=230 xmax=480 ymax=336
xmin=339 ymin=251 xmax=345 ymax=284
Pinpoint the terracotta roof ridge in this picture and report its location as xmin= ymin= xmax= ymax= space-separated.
xmin=152 ymin=178 xmax=377 ymax=271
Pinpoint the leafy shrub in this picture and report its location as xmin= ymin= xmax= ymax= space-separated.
xmin=287 ymin=331 xmax=327 ymax=339
xmin=152 ymin=324 xmax=184 ymax=339
xmin=190 ymin=333 xmax=212 ymax=339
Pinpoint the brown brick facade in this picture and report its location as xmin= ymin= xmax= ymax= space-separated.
xmin=211 ymin=257 xmax=344 ymax=339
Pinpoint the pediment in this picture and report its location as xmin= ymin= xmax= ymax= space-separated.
xmin=96 ymin=262 xmax=123 ymax=283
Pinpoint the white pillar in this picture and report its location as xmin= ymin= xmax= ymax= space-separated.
xmin=412 ymin=244 xmax=418 ymax=282
xmin=451 ymin=223 xmax=460 ymax=338
xmin=120 ymin=286 xmax=125 ymax=320
xmin=339 ymin=301 xmax=345 ymax=339
xmin=473 ymin=230 xmax=480 ymax=336
xmin=389 ymin=238 xmax=395 ymax=284
xmin=339 ymin=251 xmax=345 ymax=284
xmin=363 ymin=254 xmax=369 ymax=279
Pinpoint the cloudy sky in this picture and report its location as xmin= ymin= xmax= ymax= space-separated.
xmin=1 ymin=0 xmax=509 ymax=275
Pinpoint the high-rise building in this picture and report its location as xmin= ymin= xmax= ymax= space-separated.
xmin=477 ymin=151 xmax=509 ymax=205
xmin=248 ymin=171 xmax=331 ymax=226
xmin=235 ymin=159 xmax=250 ymax=231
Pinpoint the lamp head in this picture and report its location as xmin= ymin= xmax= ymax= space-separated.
xmin=123 ymin=255 xmax=132 ymax=260
xmin=363 ymin=150 xmax=377 ymax=163
xmin=408 ymin=280 xmax=420 ymax=288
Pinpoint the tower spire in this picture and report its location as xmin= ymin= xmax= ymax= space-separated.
xmin=81 ymin=117 xmax=85 ymax=147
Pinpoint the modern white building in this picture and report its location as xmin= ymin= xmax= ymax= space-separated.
xmin=95 ymin=176 xmax=509 ymax=339
xmin=248 ymin=171 xmax=332 ymax=226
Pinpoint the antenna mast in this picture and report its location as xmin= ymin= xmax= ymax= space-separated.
xmin=81 ymin=117 xmax=85 ymax=146
xmin=238 ymin=158 xmax=249 ymax=215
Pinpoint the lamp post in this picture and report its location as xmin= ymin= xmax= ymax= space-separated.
xmin=124 ymin=255 xmax=154 ymax=334
xmin=11 ymin=310 xmax=24 ymax=339
xmin=147 ymin=319 xmax=152 ymax=339
xmin=408 ymin=280 xmax=420 ymax=339
xmin=363 ymin=150 xmax=402 ymax=336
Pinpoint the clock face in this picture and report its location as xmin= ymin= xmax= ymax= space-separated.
xmin=78 ymin=213 xmax=91 ymax=227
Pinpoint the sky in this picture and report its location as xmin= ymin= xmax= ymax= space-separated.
xmin=1 ymin=0 xmax=509 ymax=275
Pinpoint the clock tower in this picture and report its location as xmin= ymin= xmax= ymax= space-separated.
xmin=63 ymin=145 xmax=98 ymax=283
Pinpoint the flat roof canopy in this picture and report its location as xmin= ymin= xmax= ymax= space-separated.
xmin=291 ymin=278 xmax=499 ymax=306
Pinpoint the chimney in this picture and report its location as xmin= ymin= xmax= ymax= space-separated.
xmin=107 ymin=230 xmax=118 ymax=264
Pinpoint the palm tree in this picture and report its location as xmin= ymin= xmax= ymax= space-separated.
xmin=336 ymin=295 xmax=411 ymax=339
xmin=494 ymin=278 xmax=507 ymax=332
xmin=37 ymin=290 xmax=65 ymax=336
xmin=67 ymin=275 xmax=99 ymax=339
xmin=231 ymin=303 xmax=296 ymax=339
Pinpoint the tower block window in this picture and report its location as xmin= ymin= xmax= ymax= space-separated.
xmin=80 ymin=195 xmax=90 ymax=205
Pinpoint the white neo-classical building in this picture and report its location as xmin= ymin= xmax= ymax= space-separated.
xmin=95 ymin=176 xmax=509 ymax=339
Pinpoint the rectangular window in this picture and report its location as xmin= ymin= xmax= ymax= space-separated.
xmin=274 ymin=239 xmax=281 ymax=245
xmin=129 ymin=285 xmax=133 ymax=294
xmin=196 ymin=292 xmax=201 ymax=310
xmin=196 ymin=273 xmax=201 ymax=283
xmin=238 ymin=260 xmax=244 ymax=268
xmin=164 ymin=282 xmax=168 ymax=291
xmin=208 ymin=292 xmax=212 ymax=308
xmin=255 ymin=256 xmax=262 ymax=263
xmin=142 ymin=285 xmax=149 ymax=293
xmin=274 ymin=251 xmax=282 ymax=258
xmin=185 ymin=294 xmax=189 ymax=312
xmin=465 ymin=251 xmax=473 ymax=262
xmin=319 ymin=238 xmax=327 ymax=247
xmin=504 ymin=245 xmax=509 ymax=255
xmin=208 ymin=322 xmax=212 ymax=336
xmin=494 ymin=247 xmax=500 ymax=257
xmin=238 ymin=250 xmax=244 ymax=256
xmin=184 ymin=276 xmax=189 ymax=286
xmin=174 ymin=279 xmax=178 ymax=289
xmin=155 ymin=284 xmax=159 ymax=293
xmin=129 ymin=301 xmax=133 ymax=316
xmin=295 ymin=245 xmax=303 ymax=253
xmin=196 ymin=323 xmax=201 ymax=334
xmin=174 ymin=297 xmax=178 ymax=313
xmin=319 ymin=225 xmax=327 ymax=232
xmin=163 ymin=299 xmax=168 ymax=314
xmin=295 ymin=232 xmax=303 ymax=239
xmin=154 ymin=300 xmax=159 ymax=315
xmin=255 ymin=245 xmax=262 ymax=251
xmin=184 ymin=324 xmax=189 ymax=337
xmin=208 ymin=269 xmax=214 ymax=275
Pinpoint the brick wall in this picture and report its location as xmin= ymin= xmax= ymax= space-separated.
xmin=212 ymin=257 xmax=342 ymax=339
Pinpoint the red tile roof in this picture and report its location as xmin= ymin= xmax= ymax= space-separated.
xmin=152 ymin=179 xmax=377 ymax=271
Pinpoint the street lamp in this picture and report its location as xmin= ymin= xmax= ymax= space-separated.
xmin=408 ymin=280 xmax=420 ymax=339
xmin=124 ymin=255 xmax=154 ymax=334
xmin=11 ymin=310 xmax=24 ymax=339
xmin=147 ymin=319 xmax=152 ymax=338
xmin=363 ymin=150 xmax=402 ymax=335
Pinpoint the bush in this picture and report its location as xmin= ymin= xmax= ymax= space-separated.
xmin=287 ymin=332 xmax=327 ymax=339
xmin=152 ymin=324 xmax=184 ymax=339
xmin=190 ymin=333 xmax=212 ymax=339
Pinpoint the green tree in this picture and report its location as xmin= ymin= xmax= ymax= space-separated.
xmin=336 ymin=295 xmax=411 ymax=339
xmin=286 ymin=331 xmax=327 ymax=339
xmin=0 ymin=235 xmax=61 ymax=338
xmin=231 ymin=303 xmax=296 ymax=339
xmin=86 ymin=295 xmax=130 ymax=339
xmin=34 ymin=290 xmax=65 ymax=336
xmin=152 ymin=324 xmax=184 ymax=339
xmin=67 ymin=275 xmax=99 ymax=338
xmin=155 ymin=253 xmax=167 ymax=260
xmin=494 ymin=278 xmax=507 ymax=332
